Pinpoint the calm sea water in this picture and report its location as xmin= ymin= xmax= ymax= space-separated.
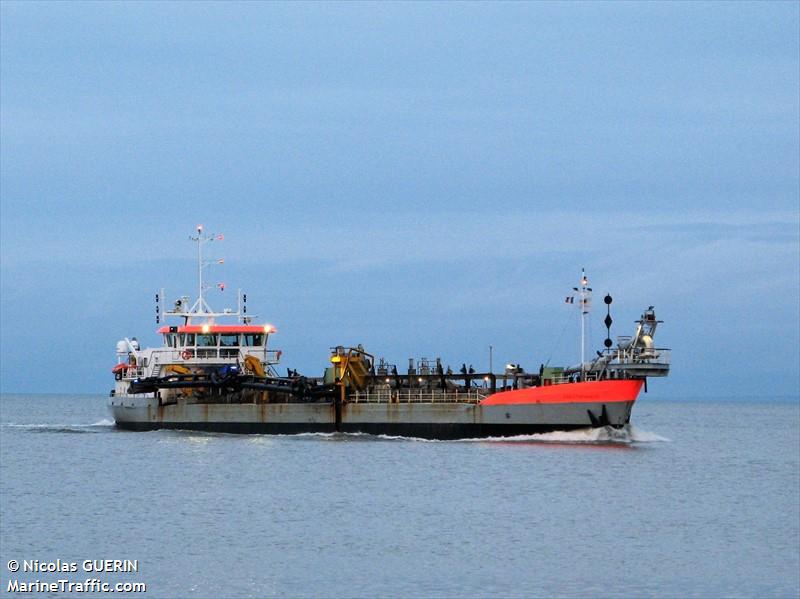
xmin=1 ymin=394 xmax=798 ymax=598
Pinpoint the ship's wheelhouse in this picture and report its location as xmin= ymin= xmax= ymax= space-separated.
xmin=157 ymin=324 xmax=275 ymax=357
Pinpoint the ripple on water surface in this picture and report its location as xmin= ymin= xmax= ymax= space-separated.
xmin=0 ymin=395 xmax=797 ymax=599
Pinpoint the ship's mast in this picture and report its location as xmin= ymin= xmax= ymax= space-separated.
xmin=162 ymin=227 xmax=252 ymax=323
xmin=188 ymin=224 xmax=215 ymax=315
xmin=574 ymin=268 xmax=592 ymax=379
xmin=197 ymin=225 xmax=204 ymax=312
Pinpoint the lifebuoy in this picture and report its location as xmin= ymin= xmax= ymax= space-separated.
xmin=181 ymin=349 xmax=193 ymax=360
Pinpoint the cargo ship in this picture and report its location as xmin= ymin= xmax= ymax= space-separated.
xmin=108 ymin=227 xmax=670 ymax=439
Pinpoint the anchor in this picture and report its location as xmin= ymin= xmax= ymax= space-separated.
xmin=587 ymin=404 xmax=611 ymax=427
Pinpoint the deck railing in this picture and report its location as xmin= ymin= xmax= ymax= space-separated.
xmin=349 ymin=389 xmax=487 ymax=404
xmin=121 ymin=348 xmax=281 ymax=380
xmin=145 ymin=348 xmax=281 ymax=364
xmin=611 ymin=347 xmax=671 ymax=365
xmin=119 ymin=367 xmax=147 ymax=379
xmin=550 ymin=372 xmax=603 ymax=385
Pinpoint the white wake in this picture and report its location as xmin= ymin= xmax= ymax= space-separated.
xmin=2 ymin=419 xmax=116 ymax=432
xmin=376 ymin=424 xmax=670 ymax=444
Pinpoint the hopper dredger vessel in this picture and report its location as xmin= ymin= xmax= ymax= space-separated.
xmin=109 ymin=228 xmax=670 ymax=439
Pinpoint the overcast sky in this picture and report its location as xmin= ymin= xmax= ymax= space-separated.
xmin=1 ymin=1 xmax=798 ymax=398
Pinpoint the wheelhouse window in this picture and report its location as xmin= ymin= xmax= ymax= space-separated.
xmin=196 ymin=334 xmax=218 ymax=347
xmin=243 ymin=333 xmax=264 ymax=347
xmin=180 ymin=333 xmax=196 ymax=347
xmin=220 ymin=334 xmax=239 ymax=347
